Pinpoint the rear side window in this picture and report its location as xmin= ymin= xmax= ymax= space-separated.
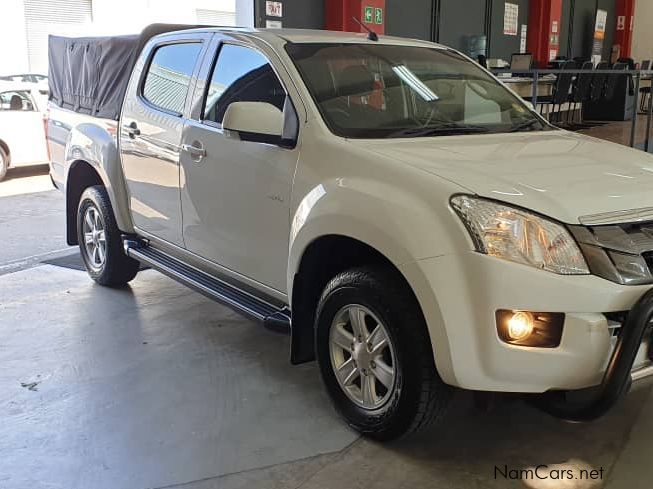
xmin=142 ymin=43 xmax=202 ymax=114
xmin=0 ymin=91 xmax=34 ymax=111
xmin=203 ymin=44 xmax=286 ymax=125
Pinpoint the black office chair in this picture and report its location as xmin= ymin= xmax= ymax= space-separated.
xmin=569 ymin=61 xmax=594 ymax=125
xmin=477 ymin=54 xmax=488 ymax=69
xmin=604 ymin=62 xmax=629 ymax=102
xmin=536 ymin=60 xmax=576 ymax=124
xmin=590 ymin=61 xmax=610 ymax=102
xmin=617 ymin=57 xmax=636 ymax=70
xmin=639 ymin=60 xmax=652 ymax=112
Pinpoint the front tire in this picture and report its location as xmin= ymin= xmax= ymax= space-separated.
xmin=77 ymin=185 xmax=139 ymax=286
xmin=315 ymin=266 xmax=453 ymax=440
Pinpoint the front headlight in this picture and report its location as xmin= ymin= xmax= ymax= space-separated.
xmin=451 ymin=195 xmax=589 ymax=275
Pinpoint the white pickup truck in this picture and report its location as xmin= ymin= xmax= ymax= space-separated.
xmin=47 ymin=25 xmax=653 ymax=440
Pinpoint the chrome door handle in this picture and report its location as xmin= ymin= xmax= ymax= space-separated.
xmin=181 ymin=143 xmax=206 ymax=159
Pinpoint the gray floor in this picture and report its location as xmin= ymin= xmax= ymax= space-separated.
xmin=1 ymin=264 xmax=652 ymax=489
xmin=0 ymin=182 xmax=72 ymax=276
xmin=1 ymin=170 xmax=652 ymax=489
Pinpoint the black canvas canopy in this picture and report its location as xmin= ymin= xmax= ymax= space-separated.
xmin=48 ymin=24 xmax=202 ymax=120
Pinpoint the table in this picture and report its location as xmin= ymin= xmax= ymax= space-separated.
xmin=499 ymin=76 xmax=555 ymax=99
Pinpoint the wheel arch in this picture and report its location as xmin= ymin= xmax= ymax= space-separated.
xmin=0 ymin=138 xmax=11 ymax=166
xmin=63 ymin=122 xmax=134 ymax=244
xmin=65 ymin=160 xmax=104 ymax=245
xmin=289 ymin=233 xmax=425 ymax=365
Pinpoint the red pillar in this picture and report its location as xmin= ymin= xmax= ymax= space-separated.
xmin=527 ymin=0 xmax=563 ymax=67
xmin=325 ymin=0 xmax=386 ymax=35
xmin=613 ymin=0 xmax=635 ymax=59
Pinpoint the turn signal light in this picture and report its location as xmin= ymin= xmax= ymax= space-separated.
xmin=496 ymin=310 xmax=565 ymax=348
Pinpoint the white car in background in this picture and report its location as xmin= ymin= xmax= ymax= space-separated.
xmin=0 ymin=82 xmax=49 ymax=181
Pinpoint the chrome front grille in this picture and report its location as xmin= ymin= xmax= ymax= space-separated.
xmin=569 ymin=221 xmax=653 ymax=285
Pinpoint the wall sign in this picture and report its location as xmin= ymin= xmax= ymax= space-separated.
xmin=617 ymin=15 xmax=625 ymax=31
xmin=364 ymin=6 xmax=373 ymax=23
xmin=520 ymin=24 xmax=528 ymax=53
xmin=374 ymin=7 xmax=383 ymax=25
xmin=266 ymin=20 xmax=282 ymax=28
xmin=265 ymin=1 xmax=282 ymax=18
xmin=592 ymin=9 xmax=608 ymax=65
xmin=503 ymin=2 xmax=519 ymax=36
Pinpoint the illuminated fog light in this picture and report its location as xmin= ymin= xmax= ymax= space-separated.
xmin=496 ymin=310 xmax=565 ymax=348
xmin=507 ymin=311 xmax=535 ymax=341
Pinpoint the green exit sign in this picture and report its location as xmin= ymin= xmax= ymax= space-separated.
xmin=364 ymin=6 xmax=373 ymax=23
xmin=375 ymin=7 xmax=383 ymax=24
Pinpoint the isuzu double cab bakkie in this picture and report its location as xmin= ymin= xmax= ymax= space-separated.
xmin=47 ymin=25 xmax=653 ymax=440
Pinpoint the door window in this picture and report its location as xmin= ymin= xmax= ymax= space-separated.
xmin=0 ymin=91 xmax=35 ymax=111
xmin=203 ymin=44 xmax=286 ymax=125
xmin=142 ymin=43 xmax=203 ymax=114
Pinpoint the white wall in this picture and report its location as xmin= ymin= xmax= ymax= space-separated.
xmin=0 ymin=0 xmax=30 ymax=75
xmin=0 ymin=0 xmax=238 ymax=75
xmin=236 ymin=0 xmax=254 ymax=27
xmin=632 ymin=0 xmax=653 ymax=63
xmin=91 ymin=0 xmax=237 ymax=35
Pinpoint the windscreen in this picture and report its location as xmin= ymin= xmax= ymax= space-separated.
xmin=285 ymin=43 xmax=548 ymax=139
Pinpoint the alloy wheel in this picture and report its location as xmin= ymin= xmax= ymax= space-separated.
xmin=82 ymin=205 xmax=106 ymax=270
xmin=329 ymin=304 xmax=398 ymax=411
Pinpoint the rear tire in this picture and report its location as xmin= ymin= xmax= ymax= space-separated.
xmin=0 ymin=147 xmax=8 ymax=182
xmin=315 ymin=266 xmax=453 ymax=440
xmin=76 ymin=185 xmax=139 ymax=286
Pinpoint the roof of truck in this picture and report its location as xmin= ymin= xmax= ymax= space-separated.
xmin=172 ymin=26 xmax=446 ymax=49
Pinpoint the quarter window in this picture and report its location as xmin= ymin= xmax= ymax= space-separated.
xmin=203 ymin=44 xmax=286 ymax=125
xmin=142 ymin=43 xmax=202 ymax=114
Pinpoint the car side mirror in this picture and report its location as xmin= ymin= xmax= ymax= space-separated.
xmin=223 ymin=101 xmax=285 ymax=145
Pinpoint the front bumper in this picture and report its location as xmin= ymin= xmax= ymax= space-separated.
xmin=534 ymin=288 xmax=653 ymax=421
xmin=399 ymin=252 xmax=653 ymax=393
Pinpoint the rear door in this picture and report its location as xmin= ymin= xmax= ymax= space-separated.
xmin=120 ymin=33 xmax=209 ymax=246
xmin=179 ymin=36 xmax=301 ymax=292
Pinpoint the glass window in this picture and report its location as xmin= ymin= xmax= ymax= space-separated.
xmin=142 ymin=43 xmax=202 ymax=114
xmin=0 ymin=91 xmax=34 ymax=111
xmin=203 ymin=44 xmax=286 ymax=125
xmin=285 ymin=43 xmax=549 ymax=139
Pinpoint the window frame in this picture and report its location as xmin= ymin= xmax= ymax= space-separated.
xmin=138 ymin=39 xmax=206 ymax=118
xmin=198 ymin=40 xmax=290 ymax=130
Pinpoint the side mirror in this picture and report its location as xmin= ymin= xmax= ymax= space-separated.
xmin=222 ymin=101 xmax=284 ymax=145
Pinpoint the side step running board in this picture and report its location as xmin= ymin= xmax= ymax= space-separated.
xmin=124 ymin=238 xmax=290 ymax=332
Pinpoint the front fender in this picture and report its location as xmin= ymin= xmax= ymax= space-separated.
xmin=287 ymin=177 xmax=469 ymax=379
xmin=287 ymin=176 xmax=471 ymax=299
xmin=65 ymin=122 xmax=134 ymax=233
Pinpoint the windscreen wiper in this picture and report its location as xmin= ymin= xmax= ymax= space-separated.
xmin=391 ymin=124 xmax=490 ymax=138
xmin=510 ymin=119 xmax=544 ymax=132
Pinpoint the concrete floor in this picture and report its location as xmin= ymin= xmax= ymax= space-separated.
xmin=0 ymin=165 xmax=73 ymax=275
xmin=2 ymin=153 xmax=653 ymax=489
xmin=1 ymin=263 xmax=652 ymax=489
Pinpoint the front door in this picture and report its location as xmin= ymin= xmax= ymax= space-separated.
xmin=120 ymin=36 xmax=207 ymax=246
xmin=180 ymin=41 xmax=300 ymax=292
